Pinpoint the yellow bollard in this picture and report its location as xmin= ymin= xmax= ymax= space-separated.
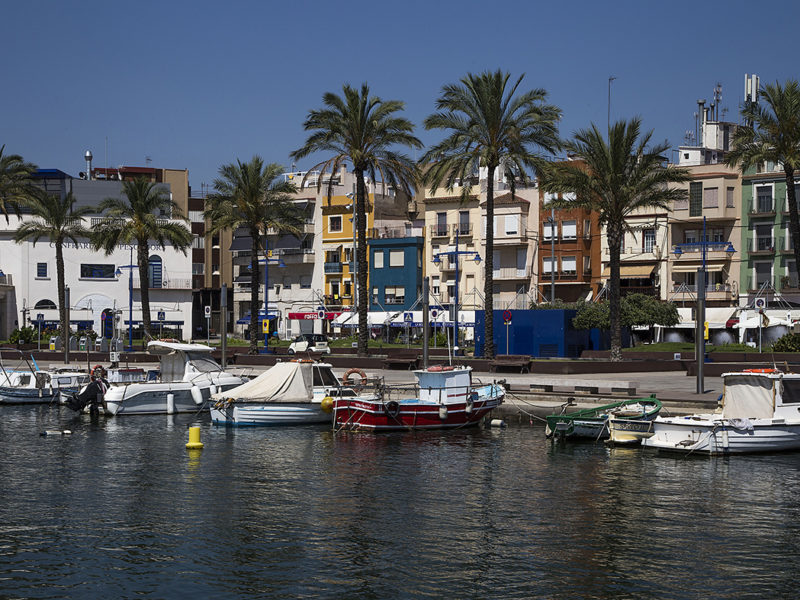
xmin=186 ymin=426 xmax=204 ymax=450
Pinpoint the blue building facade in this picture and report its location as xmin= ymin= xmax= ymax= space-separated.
xmin=368 ymin=237 xmax=424 ymax=311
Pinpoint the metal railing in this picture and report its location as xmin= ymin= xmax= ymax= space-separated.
xmin=324 ymin=262 xmax=343 ymax=273
xmin=131 ymin=276 xmax=192 ymax=290
xmin=672 ymin=282 xmax=734 ymax=293
xmin=429 ymin=224 xmax=450 ymax=237
xmin=452 ymin=223 xmax=473 ymax=236
xmin=748 ymin=199 xmax=775 ymax=215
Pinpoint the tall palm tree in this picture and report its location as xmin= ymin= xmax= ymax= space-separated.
xmin=0 ymin=145 xmax=38 ymax=221
xmin=421 ymin=70 xmax=561 ymax=358
xmin=540 ymin=118 xmax=690 ymax=361
xmin=726 ymin=79 xmax=800 ymax=271
xmin=92 ymin=178 xmax=192 ymax=340
xmin=14 ymin=191 xmax=93 ymax=350
xmin=205 ymin=158 xmax=302 ymax=354
xmin=291 ymin=83 xmax=422 ymax=356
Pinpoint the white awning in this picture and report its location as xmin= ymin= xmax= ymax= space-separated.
xmin=671 ymin=263 xmax=725 ymax=273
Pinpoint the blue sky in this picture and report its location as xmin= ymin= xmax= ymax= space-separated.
xmin=3 ymin=0 xmax=798 ymax=192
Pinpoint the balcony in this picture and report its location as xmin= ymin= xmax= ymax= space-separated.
xmin=429 ymin=224 xmax=450 ymax=238
xmin=604 ymin=246 xmax=660 ymax=258
xmin=493 ymin=267 xmax=532 ymax=280
xmin=749 ymin=199 xmax=775 ymax=218
xmin=492 ymin=231 xmax=529 ymax=245
xmin=672 ymin=241 xmax=735 ymax=261
xmin=452 ymin=223 xmax=473 ymax=237
xmin=324 ymin=262 xmax=343 ymax=274
xmin=749 ymin=237 xmax=775 ymax=256
xmin=276 ymin=248 xmax=315 ymax=264
xmin=672 ymin=282 xmax=737 ymax=301
xmin=781 ymin=276 xmax=800 ymax=291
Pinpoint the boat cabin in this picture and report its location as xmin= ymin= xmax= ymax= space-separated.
xmin=413 ymin=365 xmax=472 ymax=404
xmin=146 ymin=341 xmax=224 ymax=383
xmin=722 ymin=370 xmax=800 ymax=420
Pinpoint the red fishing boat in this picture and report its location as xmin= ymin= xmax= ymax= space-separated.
xmin=332 ymin=365 xmax=504 ymax=431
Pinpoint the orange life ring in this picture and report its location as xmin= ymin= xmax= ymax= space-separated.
xmin=342 ymin=368 xmax=367 ymax=387
xmin=744 ymin=368 xmax=778 ymax=373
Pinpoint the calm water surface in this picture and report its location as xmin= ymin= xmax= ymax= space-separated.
xmin=1 ymin=405 xmax=799 ymax=599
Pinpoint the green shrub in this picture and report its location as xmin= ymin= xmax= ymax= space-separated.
xmin=771 ymin=333 xmax=800 ymax=353
xmin=9 ymin=326 xmax=37 ymax=344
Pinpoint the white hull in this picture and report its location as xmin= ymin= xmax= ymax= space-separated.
xmin=608 ymin=418 xmax=655 ymax=445
xmin=210 ymin=402 xmax=332 ymax=426
xmin=104 ymin=377 xmax=243 ymax=415
xmin=0 ymin=387 xmax=59 ymax=404
xmin=642 ymin=414 xmax=800 ymax=454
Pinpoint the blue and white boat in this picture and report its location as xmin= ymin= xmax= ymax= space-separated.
xmin=0 ymin=369 xmax=90 ymax=404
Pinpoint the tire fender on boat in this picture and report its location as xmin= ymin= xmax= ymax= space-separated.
xmin=384 ymin=400 xmax=400 ymax=418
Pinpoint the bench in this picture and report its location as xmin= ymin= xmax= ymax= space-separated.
xmin=491 ymin=354 xmax=532 ymax=373
xmin=529 ymin=378 xmax=637 ymax=396
xmin=382 ymin=349 xmax=420 ymax=370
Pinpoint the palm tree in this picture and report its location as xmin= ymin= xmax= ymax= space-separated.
xmin=0 ymin=145 xmax=38 ymax=221
xmin=14 ymin=191 xmax=93 ymax=350
xmin=540 ymin=118 xmax=690 ymax=361
xmin=291 ymin=83 xmax=422 ymax=356
xmin=726 ymin=79 xmax=800 ymax=271
xmin=92 ymin=178 xmax=192 ymax=340
xmin=421 ymin=70 xmax=561 ymax=358
xmin=205 ymin=158 xmax=302 ymax=354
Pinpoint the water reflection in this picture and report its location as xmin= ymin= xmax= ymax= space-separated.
xmin=1 ymin=407 xmax=799 ymax=598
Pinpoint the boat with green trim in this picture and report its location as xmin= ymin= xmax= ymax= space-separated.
xmin=545 ymin=395 xmax=662 ymax=440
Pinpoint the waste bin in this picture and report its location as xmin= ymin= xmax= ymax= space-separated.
xmin=49 ymin=336 xmax=61 ymax=351
xmin=69 ymin=336 xmax=78 ymax=351
xmin=78 ymin=337 xmax=87 ymax=351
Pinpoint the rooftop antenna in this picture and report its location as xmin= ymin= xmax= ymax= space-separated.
xmin=145 ymin=155 xmax=152 ymax=167
xmin=713 ymin=82 xmax=723 ymax=121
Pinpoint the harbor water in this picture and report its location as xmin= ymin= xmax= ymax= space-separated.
xmin=1 ymin=405 xmax=799 ymax=599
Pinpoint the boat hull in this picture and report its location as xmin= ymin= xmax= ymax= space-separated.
xmin=608 ymin=418 xmax=655 ymax=445
xmin=642 ymin=415 xmax=800 ymax=454
xmin=104 ymin=378 xmax=244 ymax=415
xmin=0 ymin=387 xmax=60 ymax=404
xmin=546 ymin=398 xmax=662 ymax=440
xmin=210 ymin=402 xmax=332 ymax=426
xmin=332 ymin=384 xmax=504 ymax=431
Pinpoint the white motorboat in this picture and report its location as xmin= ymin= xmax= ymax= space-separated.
xmin=210 ymin=361 xmax=360 ymax=426
xmin=101 ymin=341 xmax=246 ymax=416
xmin=0 ymin=369 xmax=90 ymax=404
xmin=642 ymin=369 xmax=800 ymax=454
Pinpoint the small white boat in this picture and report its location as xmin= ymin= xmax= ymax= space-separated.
xmin=0 ymin=369 xmax=90 ymax=404
xmin=607 ymin=416 xmax=655 ymax=445
xmin=642 ymin=369 xmax=800 ymax=455
xmin=210 ymin=361 xmax=354 ymax=426
xmin=101 ymin=341 xmax=246 ymax=416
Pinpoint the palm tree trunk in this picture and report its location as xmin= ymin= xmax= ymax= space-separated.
xmin=355 ymin=169 xmax=369 ymax=357
xmin=56 ymin=241 xmax=68 ymax=352
xmin=785 ymin=167 xmax=800 ymax=277
xmin=608 ymin=222 xmax=622 ymax=361
xmin=137 ymin=242 xmax=151 ymax=344
xmin=248 ymin=230 xmax=261 ymax=354
xmin=483 ymin=165 xmax=496 ymax=359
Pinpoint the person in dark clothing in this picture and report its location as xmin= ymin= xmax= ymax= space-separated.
xmin=65 ymin=365 xmax=109 ymax=414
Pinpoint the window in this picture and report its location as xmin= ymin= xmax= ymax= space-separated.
xmin=788 ymin=260 xmax=798 ymax=288
xmin=330 ymin=281 xmax=340 ymax=298
xmin=562 ymin=220 xmax=577 ymax=240
xmin=384 ymin=285 xmax=405 ymax=305
xmin=192 ymin=235 xmax=205 ymax=249
xmin=726 ymin=187 xmax=735 ymax=208
xmin=372 ymin=287 xmax=378 ymax=304
xmin=584 ymin=220 xmax=591 ymax=239
xmin=542 ymin=257 xmax=555 ymax=274
xmin=389 ymin=250 xmax=404 ymax=267
xmin=643 ymin=229 xmax=656 ymax=253
xmin=543 ymin=221 xmax=556 ymax=240
xmin=329 ymin=215 xmax=342 ymax=233
xmin=325 ymin=250 xmax=340 ymax=263
xmin=711 ymin=228 xmax=724 ymax=243
xmin=434 ymin=212 xmax=448 ymax=236
xmin=80 ymin=264 xmax=115 ymax=279
xmin=505 ymin=215 xmax=518 ymax=235
xmin=684 ymin=230 xmax=698 ymax=244
xmin=689 ymin=182 xmax=702 ymax=217
xmin=583 ymin=256 xmax=591 ymax=273
xmin=562 ymin=256 xmax=577 ymax=274
xmin=34 ymin=299 xmax=56 ymax=309
xmin=543 ymin=192 xmax=557 ymax=204
xmin=300 ymin=276 xmax=311 ymax=289
xmin=755 ymin=224 xmax=773 ymax=251
xmin=703 ymin=187 xmax=718 ymax=208
xmin=188 ymin=210 xmax=203 ymax=222
xmin=148 ymin=255 xmax=163 ymax=288
xmin=373 ymin=251 xmax=384 ymax=268
xmin=458 ymin=211 xmax=470 ymax=235
xmin=344 ymin=281 xmax=351 ymax=297
xmin=36 ymin=263 xmax=47 ymax=278
xmin=432 ymin=276 xmax=440 ymax=296
xmin=344 ymin=247 xmax=353 ymax=263
xmin=755 ymin=262 xmax=772 ymax=287
xmin=756 ymin=185 xmax=773 ymax=213
xmin=192 ymin=263 xmax=205 ymax=275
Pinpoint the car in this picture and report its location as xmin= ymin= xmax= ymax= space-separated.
xmin=288 ymin=333 xmax=331 ymax=355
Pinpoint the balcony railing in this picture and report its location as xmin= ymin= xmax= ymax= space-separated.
xmin=749 ymin=199 xmax=775 ymax=216
xmin=749 ymin=237 xmax=775 ymax=254
xmin=673 ymin=241 xmax=734 ymax=255
xmin=452 ymin=223 xmax=473 ymax=236
xmin=324 ymin=262 xmax=343 ymax=273
xmin=672 ymin=282 xmax=734 ymax=294
xmin=493 ymin=267 xmax=532 ymax=280
xmin=131 ymin=277 xmax=192 ymax=290
xmin=429 ymin=224 xmax=450 ymax=237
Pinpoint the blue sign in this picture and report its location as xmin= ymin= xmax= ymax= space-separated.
xmin=404 ymin=312 xmax=413 ymax=323
xmin=158 ymin=311 xmax=166 ymax=321
xmin=36 ymin=313 xmax=44 ymax=321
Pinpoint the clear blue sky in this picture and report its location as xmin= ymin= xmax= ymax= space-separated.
xmin=3 ymin=0 xmax=798 ymax=193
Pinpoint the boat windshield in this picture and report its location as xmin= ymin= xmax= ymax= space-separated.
xmin=185 ymin=352 xmax=223 ymax=373
xmin=313 ymin=366 xmax=340 ymax=387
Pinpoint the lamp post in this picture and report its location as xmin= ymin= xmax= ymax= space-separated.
xmin=432 ymin=228 xmax=481 ymax=355
xmin=114 ymin=246 xmax=136 ymax=352
xmin=259 ymin=253 xmax=286 ymax=354
xmin=673 ymin=215 xmax=736 ymax=394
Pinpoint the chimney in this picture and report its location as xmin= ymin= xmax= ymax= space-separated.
xmin=84 ymin=150 xmax=93 ymax=180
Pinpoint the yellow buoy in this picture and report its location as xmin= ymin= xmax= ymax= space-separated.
xmin=186 ymin=426 xmax=204 ymax=449
xmin=320 ymin=396 xmax=334 ymax=413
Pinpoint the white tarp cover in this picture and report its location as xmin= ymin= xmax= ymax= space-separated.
xmin=722 ymin=375 xmax=775 ymax=419
xmin=211 ymin=362 xmax=313 ymax=403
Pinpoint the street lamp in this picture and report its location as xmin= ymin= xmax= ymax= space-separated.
xmin=432 ymin=228 xmax=481 ymax=355
xmin=259 ymin=253 xmax=286 ymax=354
xmin=115 ymin=245 xmax=136 ymax=352
xmin=672 ymin=215 xmax=736 ymax=394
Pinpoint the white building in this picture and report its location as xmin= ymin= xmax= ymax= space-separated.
xmin=0 ymin=172 xmax=193 ymax=342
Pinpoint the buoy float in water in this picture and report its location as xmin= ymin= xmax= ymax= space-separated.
xmin=489 ymin=419 xmax=507 ymax=428
xmin=186 ymin=426 xmax=204 ymax=449
xmin=41 ymin=430 xmax=72 ymax=436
